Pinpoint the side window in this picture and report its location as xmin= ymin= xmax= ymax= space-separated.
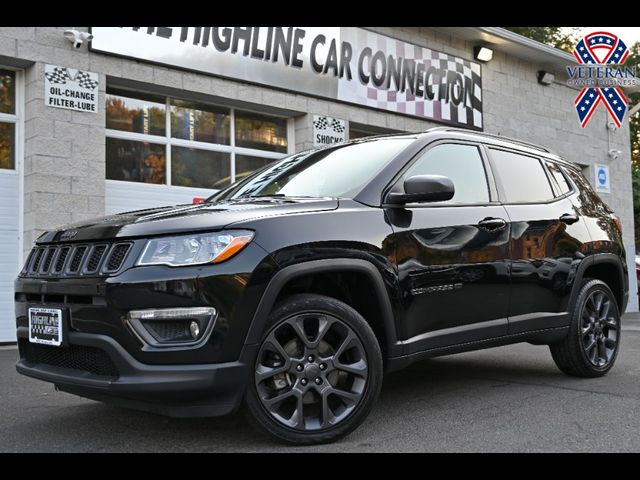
xmin=489 ymin=149 xmax=553 ymax=203
xmin=402 ymin=144 xmax=489 ymax=204
xmin=545 ymin=161 xmax=572 ymax=197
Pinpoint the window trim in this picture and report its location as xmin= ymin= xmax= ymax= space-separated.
xmin=485 ymin=145 xmax=560 ymax=206
xmin=382 ymin=139 xmax=499 ymax=208
xmin=105 ymin=89 xmax=289 ymax=189
xmin=543 ymin=159 xmax=575 ymax=200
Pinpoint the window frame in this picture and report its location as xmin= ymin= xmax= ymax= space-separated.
xmin=485 ymin=145 xmax=559 ymax=206
xmin=105 ymin=88 xmax=291 ymax=189
xmin=543 ymin=159 xmax=575 ymax=200
xmin=383 ymin=139 xmax=499 ymax=208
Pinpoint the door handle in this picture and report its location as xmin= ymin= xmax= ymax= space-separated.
xmin=478 ymin=217 xmax=507 ymax=231
xmin=559 ymin=213 xmax=579 ymax=225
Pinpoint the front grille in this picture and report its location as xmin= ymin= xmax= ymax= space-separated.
xmin=85 ymin=245 xmax=107 ymax=273
xmin=30 ymin=248 xmax=45 ymax=273
xmin=106 ymin=244 xmax=131 ymax=271
xmin=21 ymin=242 xmax=133 ymax=278
xmin=19 ymin=340 xmax=119 ymax=378
xmin=53 ymin=247 xmax=70 ymax=273
xmin=41 ymin=248 xmax=56 ymax=273
xmin=69 ymin=246 xmax=87 ymax=273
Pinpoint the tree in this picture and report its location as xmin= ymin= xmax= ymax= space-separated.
xmin=504 ymin=27 xmax=579 ymax=52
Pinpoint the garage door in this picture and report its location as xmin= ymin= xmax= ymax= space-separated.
xmin=0 ymin=172 xmax=19 ymax=342
xmin=0 ymin=69 xmax=19 ymax=342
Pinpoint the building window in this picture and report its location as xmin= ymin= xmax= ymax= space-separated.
xmin=0 ymin=69 xmax=16 ymax=170
xmin=105 ymin=88 xmax=289 ymax=189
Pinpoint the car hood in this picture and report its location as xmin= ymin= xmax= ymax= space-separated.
xmin=37 ymin=197 xmax=339 ymax=243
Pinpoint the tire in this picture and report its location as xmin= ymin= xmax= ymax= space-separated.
xmin=245 ymin=294 xmax=383 ymax=445
xmin=550 ymin=278 xmax=621 ymax=378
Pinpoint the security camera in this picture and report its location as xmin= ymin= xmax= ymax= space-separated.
xmin=63 ymin=29 xmax=93 ymax=49
xmin=608 ymin=149 xmax=622 ymax=160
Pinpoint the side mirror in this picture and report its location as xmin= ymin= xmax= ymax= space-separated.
xmin=386 ymin=175 xmax=455 ymax=205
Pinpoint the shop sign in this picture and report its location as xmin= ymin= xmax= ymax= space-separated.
xmin=313 ymin=115 xmax=346 ymax=147
xmin=44 ymin=64 xmax=99 ymax=113
xmin=594 ymin=164 xmax=610 ymax=193
xmin=91 ymin=27 xmax=482 ymax=129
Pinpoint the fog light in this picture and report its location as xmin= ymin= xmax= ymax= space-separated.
xmin=126 ymin=307 xmax=216 ymax=348
xmin=189 ymin=320 xmax=200 ymax=339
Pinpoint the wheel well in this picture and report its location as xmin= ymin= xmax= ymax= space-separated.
xmin=583 ymin=262 xmax=623 ymax=308
xmin=274 ymin=271 xmax=389 ymax=355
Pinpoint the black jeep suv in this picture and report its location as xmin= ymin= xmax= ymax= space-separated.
xmin=15 ymin=127 xmax=628 ymax=444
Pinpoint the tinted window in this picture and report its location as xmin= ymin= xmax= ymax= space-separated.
xmin=106 ymin=90 xmax=166 ymax=136
xmin=106 ymin=138 xmax=166 ymax=184
xmin=0 ymin=69 xmax=15 ymax=114
xmin=0 ymin=70 xmax=15 ymax=169
xmin=546 ymin=161 xmax=572 ymax=196
xmin=171 ymin=100 xmax=230 ymax=145
xmin=235 ymin=111 xmax=287 ymax=153
xmin=171 ymin=147 xmax=231 ymax=189
xmin=490 ymin=149 xmax=553 ymax=203
xmin=402 ymin=144 xmax=489 ymax=204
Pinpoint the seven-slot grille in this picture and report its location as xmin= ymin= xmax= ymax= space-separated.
xmin=21 ymin=242 xmax=132 ymax=277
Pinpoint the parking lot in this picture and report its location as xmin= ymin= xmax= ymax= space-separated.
xmin=2 ymin=313 xmax=640 ymax=452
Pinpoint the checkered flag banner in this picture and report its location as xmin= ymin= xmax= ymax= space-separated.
xmin=76 ymin=71 xmax=98 ymax=90
xmin=44 ymin=67 xmax=69 ymax=85
xmin=314 ymin=116 xmax=345 ymax=134
xmin=313 ymin=117 xmax=330 ymax=129
xmin=330 ymin=119 xmax=345 ymax=134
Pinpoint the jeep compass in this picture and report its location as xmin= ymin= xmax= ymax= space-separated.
xmin=15 ymin=127 xmax=628 ymax=444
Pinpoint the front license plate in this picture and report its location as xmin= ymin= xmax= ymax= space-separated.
xmin=29 ymin=308 xmax=64 ymax=346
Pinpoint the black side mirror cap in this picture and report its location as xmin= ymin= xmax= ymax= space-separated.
xmin=386 ymin=174 xmax=455 ymax=205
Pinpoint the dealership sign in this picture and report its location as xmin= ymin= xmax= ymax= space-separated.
xmin=91 ymin=27 xmax=483 ymax=129
xmin=313 ymin=115 xmax=346 ymax=147
xmin=44 ymin=64 xmax=99 ymax=113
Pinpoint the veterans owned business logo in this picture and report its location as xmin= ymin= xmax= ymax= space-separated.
xmin=44 ymin=64 xmax=99 ymax=113
xmin=567 ymin=32 xmax=636 ymax=128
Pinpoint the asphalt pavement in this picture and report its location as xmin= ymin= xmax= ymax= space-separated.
xmin=2 ymin=314 xmax=640 ymax=452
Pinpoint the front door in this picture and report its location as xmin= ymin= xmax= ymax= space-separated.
xmin=387 ymin=142 xmax=511 ymax=354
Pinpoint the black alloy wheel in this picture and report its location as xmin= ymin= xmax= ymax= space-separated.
xmin=245 ymin=294 xmax=383 ymax=444
xmin=550 ymin=278 xmax=621 ymax=378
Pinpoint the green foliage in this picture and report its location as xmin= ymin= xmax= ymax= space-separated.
xmin=504 ymin=27 xmax=580 ymax=52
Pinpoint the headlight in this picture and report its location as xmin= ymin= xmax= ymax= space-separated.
xmin=137 ymin=230 xmax=254 ymax=267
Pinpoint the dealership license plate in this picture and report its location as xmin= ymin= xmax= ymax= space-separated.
xmin=29 ymin=308 xmax=64 ymax=346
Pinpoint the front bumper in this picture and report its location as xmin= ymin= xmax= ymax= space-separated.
xmin=16 ymin=327 xmax=256 ymax=417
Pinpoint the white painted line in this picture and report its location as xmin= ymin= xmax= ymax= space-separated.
xmin=622 ymin=326 xmax=640 ymax=331
xmin=0 ymin=345 xmax=18 ymax=351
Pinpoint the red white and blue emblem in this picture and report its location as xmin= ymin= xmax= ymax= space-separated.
xmin=572 ymin=32 xmax=629 ymax=128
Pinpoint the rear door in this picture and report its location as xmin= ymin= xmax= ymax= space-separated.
xmin=487 ymin=148 xmax=591 ymax=334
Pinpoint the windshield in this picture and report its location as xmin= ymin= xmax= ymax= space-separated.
xmin=209 ymin=137 xmax=415 ymax=201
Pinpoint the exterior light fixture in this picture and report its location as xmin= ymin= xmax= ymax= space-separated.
xmin=537 ymin=70 xmax=555 ymax=86
xmin=474 ymin=46 xmax=493 ymax=63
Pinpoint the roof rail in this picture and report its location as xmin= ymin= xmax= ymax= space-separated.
xmin=424 ymin=127 xmax=555 ymax=155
